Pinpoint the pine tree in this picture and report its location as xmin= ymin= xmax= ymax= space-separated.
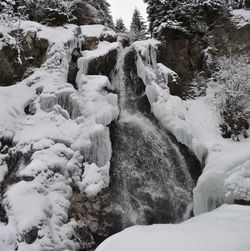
xmin=89 ymin=0 xmax=114 ymax=28
xmin=130 ymin=8 xmax=147 ymax=40
xmin=144 ymin=0 xmax=231 ymax=35
xmin=0 ymin=0 xmax=115 ymax=27
xmin=115 ymin=18 xmax=127 ymax=33
xmin=143 ymin=0 xmax=163 ymax=34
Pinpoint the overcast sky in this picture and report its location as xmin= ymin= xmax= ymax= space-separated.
xmin=107 ymin=0 xmax=148 ymax=29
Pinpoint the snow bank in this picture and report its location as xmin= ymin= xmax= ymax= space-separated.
xmin=188 ymin=83 xmax=250 ymax=215
xmin=232 ymin=9 xmax=250 ymax=28
xmin=0 ymin=83 xmax=34 ymax=140
xmin=81 ymin=24 xmax=106 ymax=38
xmin=81 ymin=24 xmax=116 ymax=40
xmin=96 ymin=204 xmax=250 ymax=251
xmin=194 ymin=147 xmax=250 ymax=215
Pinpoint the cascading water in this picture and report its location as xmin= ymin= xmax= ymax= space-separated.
xmin=68 ymin=40 xmax=201 ymax=248
xmin=99 ymin=41 xmax=202 ymax=233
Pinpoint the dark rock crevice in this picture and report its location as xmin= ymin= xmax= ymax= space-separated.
xmin=67 ymin=47 xmax=82 ymax=90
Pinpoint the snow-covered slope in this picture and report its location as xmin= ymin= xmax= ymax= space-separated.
xmin=96 ymin=204 xmax=250 ymax=251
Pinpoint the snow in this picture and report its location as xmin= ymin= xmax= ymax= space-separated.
xmin=81 ymin=24 xmax=116 ymax=40
xmin=18 ymin=21 xmax=77 ymax=44
xmin=81 ymin=24 xmax=106 ymax=38
xmin=232 ymin=9 xmax=250 ymax=28
xmin=188 ymin=84 xmax=250 ymax=215
xmin=0 ymin=83 xmax=34 ymax=140
xmin=0 ymin=20 xmax=119 ymax=250
xmin=194 ymin=146 xmax=250 ymax=215
xmin=79 ymin=162 xmax=110 ymax=197
xmin=96 ymin=204 xmax=250 ymax=251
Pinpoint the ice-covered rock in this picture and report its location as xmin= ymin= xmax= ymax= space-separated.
xmin=0 ymin=21 xmax=119 ymax=250
xmin=77 ymin=41 xmax=120 ymax=80
xmin=194 ymin=148 xmax=250 ymax=215
xmin=130 ymin=39 xmax=208 ymax=163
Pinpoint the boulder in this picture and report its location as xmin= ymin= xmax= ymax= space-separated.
xmin=100 ymin=31 xmax=117 ymax=43
xmin=0 ymin=30 xmax=49 ymax=86
xmin=81 ymin=36 xmax=99 ymax=51
xmin=24 ymin=228 xmax=38 ymax=244
xmin=156 ymin=16 xmax=250 ymax=89
xmin=87 ymin=48 xmax=117 ymax=80
xmin=157 ymin=28 xmax=207 ymax=84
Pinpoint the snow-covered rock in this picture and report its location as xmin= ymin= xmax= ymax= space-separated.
xmin=0 ymin=22 xmax=119 ymax=250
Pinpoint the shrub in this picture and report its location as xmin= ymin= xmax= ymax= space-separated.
xmin=214 ymin=56 xmax=250 ymax=141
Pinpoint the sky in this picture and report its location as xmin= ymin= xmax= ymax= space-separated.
xmin=107 ymin=0 xmax=148 ymax=29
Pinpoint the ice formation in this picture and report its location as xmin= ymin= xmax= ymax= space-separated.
xmin=129 ymin=39 xmax=250 ymax=216
xmin=0 ymin=21 xmax=119 ymax=250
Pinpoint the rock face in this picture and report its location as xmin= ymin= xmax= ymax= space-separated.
xmin=246 ymin=0 xmax=250 ymax=8
xmin=206 ymin=21 xmax=250 ymax=57
xmin=81 ymin=36 xmax=99 ymax=51
xmin=157 ymin=28 xmax=207 ymax=84
xmin=0 ymin=30 xmax=48 ymax=86
xmin=87 ymin=49 xmax=117 ymax=80
xmin=156 ymin=15 xmax=250 ymax=88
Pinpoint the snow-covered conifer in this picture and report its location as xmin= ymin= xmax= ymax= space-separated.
xmin=115 ymin=18 xmax=127 ymax=33
xmin=130 ymin=8 xmax=147 ymax=40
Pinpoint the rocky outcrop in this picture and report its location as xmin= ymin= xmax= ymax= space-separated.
xmin=81 ymin=32 xmax=117 ymax=51
xmin=87 ymin=48 xmax=118 ymax=80
xmin=100 ymin=32 xmax=117 ymax=43
xmin=81 ymin=36 xmax=99 ymax=51
xmin=0 ymin=30 xmax=48 ymax=86
xmin=156 ymin=12 xmax=250 ymax=89
xmin=205 ymin=20 xmax=250 ymax=57
xmin=157 ymin=28 xmax=207 ymax=84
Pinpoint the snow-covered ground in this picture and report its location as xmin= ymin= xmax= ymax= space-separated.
xmin=96 ymin=204 xmax=250 ymax=251
xmin=0 ymin=21 xmax=119 ymax=250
